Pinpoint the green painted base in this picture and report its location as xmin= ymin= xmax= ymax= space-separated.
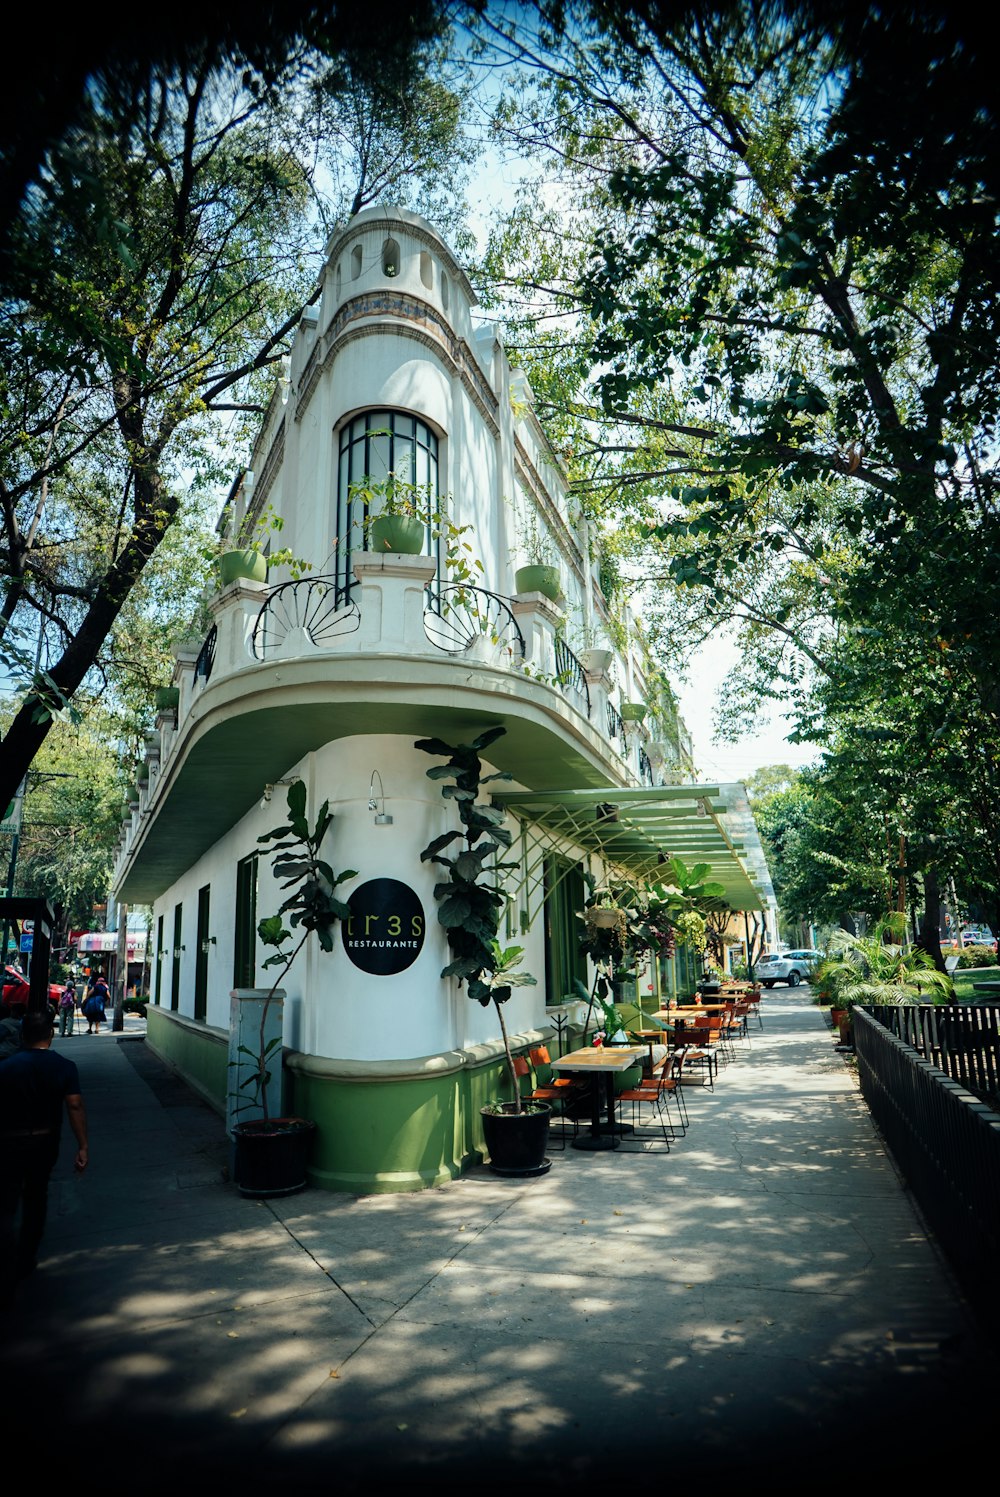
xmin=145 ymin=1008 xmax=509 ymax=1194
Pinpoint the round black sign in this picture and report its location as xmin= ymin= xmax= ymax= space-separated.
xmin=342 ymin=878 xmax=425 ymax=975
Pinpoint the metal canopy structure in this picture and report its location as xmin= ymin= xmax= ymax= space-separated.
xmin=490 ymin=783 xmax=775 ymax=913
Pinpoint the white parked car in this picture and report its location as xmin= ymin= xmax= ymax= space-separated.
xmin=754 ymin=949 xmax=822 ymax=988
xmin=960 ymin=927 xmax=994 ymax=948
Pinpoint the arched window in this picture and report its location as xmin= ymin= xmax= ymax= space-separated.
xmin=382 ymin=238 xmax=400 ymax=277
xmin=419 ymin=251 xmax=433 ymax=290
xmin=336 ymin=411 xmax=440 ymax=593
xmin=335 ymin=263 xmax=342 ymax=302
xmin=351 ymin=243 xmax=363 ymax=280
xmin=440 ymin=272 xmax=450 ymax=311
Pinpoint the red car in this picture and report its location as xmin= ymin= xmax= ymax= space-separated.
xmin=2 ymin=965 xmax=64 ymax=1012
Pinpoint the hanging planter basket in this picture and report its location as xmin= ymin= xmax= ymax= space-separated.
xmin=586 ymin=905 xmax=627 ymax=933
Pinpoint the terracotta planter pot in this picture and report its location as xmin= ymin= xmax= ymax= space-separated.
xmin=369 ymin=515 xmax=425 ymax=554
xmin=154 ymin=686 xmax=179 ymax=712
xmin=620 ymin=702 xmax=648 ymax=723
xmin=481 ymin=1102 xmax=551 ymax=1176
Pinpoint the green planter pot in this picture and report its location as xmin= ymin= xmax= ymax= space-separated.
xmin=154 ymin=686 xmax=179 ymax=712
xmin=514 ymin=564 xmax=562 ymax=602
xmin=218 ymin=548 xmax=267 ymax=586
xmin=232 ymin=1117 xmax=316 ymax=1198
xmin=481 ymin=1102 xmax=551 ymax=1177
xmin=620 ymin=702 xmax=648 ymax=723
xmin=369 ymin=515 xmax=425 ymax=554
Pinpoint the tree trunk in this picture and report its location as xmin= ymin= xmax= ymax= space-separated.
xmin=0 ymin=498 xmax=175 ymax=809
xmin=915 ymin=868 xmax=946 ymax=972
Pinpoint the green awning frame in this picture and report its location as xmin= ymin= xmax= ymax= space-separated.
xmin=491 ymin=782 xmax=775 ymax=916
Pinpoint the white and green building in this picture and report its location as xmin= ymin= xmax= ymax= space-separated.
xmin=113 ymin=207 xmax=775 ymax=1193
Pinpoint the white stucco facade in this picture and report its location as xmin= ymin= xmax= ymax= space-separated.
xmin=113 ymin=207 xmax=767 ymax=1193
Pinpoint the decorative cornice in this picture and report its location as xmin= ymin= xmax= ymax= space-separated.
xmin=295 ymin=290 xmax=499 ymax=438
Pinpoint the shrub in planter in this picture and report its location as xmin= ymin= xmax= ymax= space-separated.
xmin=230 ymin=781 xmax=356 ymax=1197
xmin=416 ymin=726 xmax=549 ymax=1176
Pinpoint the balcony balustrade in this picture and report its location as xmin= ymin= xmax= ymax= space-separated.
xmin=119 ymin=553 xmax=655 ymax=877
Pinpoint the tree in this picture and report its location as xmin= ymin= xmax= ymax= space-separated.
xmin=476 ymin=3 xmax=1000 ymax=942
xmin=0 ymin=701 xmax=128 ymax=960
xmin=0 ymin=11 xmax=468 ymax=809
xmin=0 ymin=6 xmax=446 ymax=266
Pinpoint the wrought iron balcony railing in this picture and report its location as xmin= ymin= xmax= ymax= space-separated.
xmin=251 ymin=577 xmax=360 ymax=660
xmin=423 ymin=583 xmax=525 ymax=659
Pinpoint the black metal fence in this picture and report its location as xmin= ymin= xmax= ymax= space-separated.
xmin=854 ymin=1006 xmax=1000 ymax=1332
xmin=866 ymin=1002 xmax=1000 ymax=1106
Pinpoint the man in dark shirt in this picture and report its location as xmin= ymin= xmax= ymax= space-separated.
xmin=0 ymin=1010 xmax=88 ymax=1285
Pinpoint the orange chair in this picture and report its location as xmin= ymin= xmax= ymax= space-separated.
xmin=513 ymin=1055 xmax=579 ymax=1148
xmin=617 ymin=1054 xmax=687 ymax=1151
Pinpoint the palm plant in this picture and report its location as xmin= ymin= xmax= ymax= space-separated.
xmin=818 ymin=917 xmax=953 ymax=1008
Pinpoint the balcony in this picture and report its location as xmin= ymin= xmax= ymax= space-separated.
xmin=115 ymin=553 xmax=671 ymax=901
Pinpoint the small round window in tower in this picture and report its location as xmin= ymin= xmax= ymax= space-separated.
xmin=382 ymin=238 xmax=400 ymax=277
xmin=419 ymin=251 xmax=433 ymax=290
xmin=351 ymin=243 xmax=363 ymax=280
xmin=441 ymin=272 xmax=450 ymax=311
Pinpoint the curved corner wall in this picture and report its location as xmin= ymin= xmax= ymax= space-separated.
xmin=143 ymin=1007 xmax=546 ymax=1195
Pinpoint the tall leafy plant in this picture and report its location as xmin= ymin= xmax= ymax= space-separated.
xmin=416 ymin=725 xmax=536 ymax=1113
xmin=817 ymin=916 xmax=953 ymax=1010
xmin=233 ymin=781 xmax=356 ymax=1124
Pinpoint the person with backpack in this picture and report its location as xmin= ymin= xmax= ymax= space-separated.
xmin=83 ymin=974 xmax=108 ymax=1035
xmin=58 ymin=982 xmax=76 ymax=1037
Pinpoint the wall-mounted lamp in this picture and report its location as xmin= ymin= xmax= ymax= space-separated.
xmin=279 ymin=355 xmax=292 ymax=406
xmin=368 ymin=770 xmax=393 ymax=826
xmin=200 ymin=937 xmax=217 ymax=954
xmin=173 ymin=947 xmax=185 ymax=958
xmin=261 ymin=776 xmax=300 ymax=811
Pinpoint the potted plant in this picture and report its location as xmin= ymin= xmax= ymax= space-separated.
xmin=513 ymin=507 xmax=562 ymax=601
xmin=351 ymin=471 xmax=430 ymax=554
xmin=154 ymin=685 xmax=180 ymax=713
xmin=620 ymin=701 xmax=648 ymax=723
xmin=815 ymin=917 xmax=954 ymax=1047
xmin=230 ymin=781 xmax=357 ymax=1197
xmin=416 ymin=725 xmax=551 ymax=1176
xmin=217 ymin=505 xmax=306 ymax=587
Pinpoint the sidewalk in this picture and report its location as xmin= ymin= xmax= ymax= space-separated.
xmin=1 ymin=993 xmax=989 ymax=1489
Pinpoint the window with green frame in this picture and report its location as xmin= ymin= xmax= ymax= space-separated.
xmin=543 ymin=854 xmax=588 ymax=1003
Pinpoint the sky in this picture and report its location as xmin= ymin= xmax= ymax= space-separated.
xmin=673 ymin=629 xmax=820 ymax=786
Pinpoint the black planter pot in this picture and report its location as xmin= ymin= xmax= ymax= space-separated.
xmin=233 ymin=1117 xmax=316 ymax=1198
xmin=481 ymin=1102 xmax=552 ymax=1177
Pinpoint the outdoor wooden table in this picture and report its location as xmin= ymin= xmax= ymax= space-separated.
xmin=654 ymin=1005 xmax=731 ymax=1017
xmin=550 ymin=1045 xmax=646 ymax=1151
